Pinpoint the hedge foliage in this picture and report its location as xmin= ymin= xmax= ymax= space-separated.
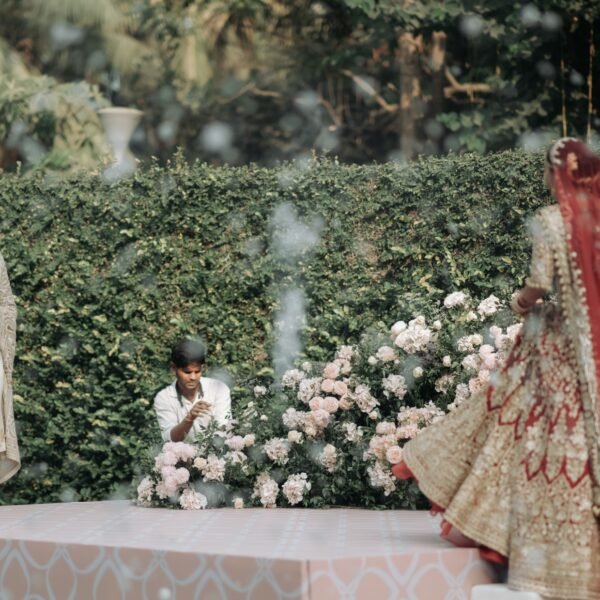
xmin=0 ymin=150 xmax=550 ymax=504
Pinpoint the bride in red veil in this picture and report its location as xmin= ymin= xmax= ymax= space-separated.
xmin=393 ymin=138 xmax=600 ymax=600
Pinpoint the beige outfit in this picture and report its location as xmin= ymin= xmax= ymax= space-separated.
xmin=0 ymin=253 xmax=18 ymax=483
xmin=403 ymin=205 xmax=600 ymax=599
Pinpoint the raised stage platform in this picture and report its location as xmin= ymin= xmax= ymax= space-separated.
xmin=0 ymin=501 xmax=497 ymax=599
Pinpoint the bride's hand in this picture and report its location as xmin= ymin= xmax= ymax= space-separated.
xmin=510 ymin=292 xmax=530 ymax=315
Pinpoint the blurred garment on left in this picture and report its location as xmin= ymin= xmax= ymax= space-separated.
xmin=0 ymin=253 xmax=18 ymax=483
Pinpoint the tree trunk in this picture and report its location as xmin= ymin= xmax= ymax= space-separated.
xmin=397 ymin=32 xmax=422 ymax=160
xmin=431 ymin=31 xmax=446 ymax=116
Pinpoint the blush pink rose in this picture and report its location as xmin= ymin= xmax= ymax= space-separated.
xmin=333 ymin=380 xmax=348 ymax=396
xmin=309 ymin=396 xmax=324 ymax=411
xmin=321 ymin=378 xmax=335 ymax=393
xmin=323 ymin=363 xmax=340 ymax=379
xmin=311 ymin=408 xmax=330 ymax=428
xmin=385 ymin=445 xmax=403 ymax=464
xmin=323 ymin=396 xmax=339 ymax=413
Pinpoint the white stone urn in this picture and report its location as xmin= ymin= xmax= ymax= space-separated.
xmin=98 ymin=107 xmax=143 ymax=178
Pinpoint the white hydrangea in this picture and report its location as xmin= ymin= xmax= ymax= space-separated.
xmin=375 ymin=345 xmax=397 ymax=362
xmin=297 ymin=377 xmax=323 ymax=403
xmin=225 ymin=435 xmax=246 ymax=451
xmin=136 ymin=476 xmax=154 ymax=507
xmin=394 ymin=321 xmax=432 ymax=353
xmin=434 ymin=374 xmax=455 ymax=394
xmin=457 ymin=334 xmax=483 ymax=352
xmin=443 ymin=291 xmax=467 ymax=308
xmin=390 ymin=320 xmax=407 ymax=337
xmin=335 ymin=345 xmax=355 ymax=362
xmin=506 ymin=323 xmax=523 ymax=341
xmin=334 ymin=358 xmax=352 ymax=375
xmin=201 ymin=455 xmax=226 ymax=482
xmin=367 ymin=461 xmax=396 ymax=496
xmin=282 ymin=407 xmax=305 ymax=429
xmin=263 ymin=438 xmax=291 ymax=464
xmin=225 ymin=448 xmax=246 ymax=465
xmin=341 ymin=422 xmax=363 ymax=443
xmin=461 ymin=353 xmax=481 ymax=371
xmin=375 ymin=422 xmax=396 ymax=435
xmin=382 ymin=374 xmax=408 ymax=399
xmin=351 ymin=384 xmax=379 ymax=413
xmin=320 ymin=444 xmax=338 ymax=472
xmin=477 ymin=295 xmax=501 ymax=317
xmin=252 ymin=472 xmax=279 ymax=508
xmin=287 ymin=430 xmax=303 ymax=444
xmin=282 ymin=369 xmax=305 ymax=388
xmin=282 ymin=473 xmax=311 ymax=506
xmin=179 ymin=488 xmax=208 ymax=510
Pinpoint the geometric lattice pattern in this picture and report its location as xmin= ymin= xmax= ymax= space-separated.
xmin=0 ymin=501 xmax=497 ymax=598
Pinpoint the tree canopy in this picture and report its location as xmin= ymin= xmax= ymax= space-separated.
xmin=0 ymin=0 xmax=598 ymax=170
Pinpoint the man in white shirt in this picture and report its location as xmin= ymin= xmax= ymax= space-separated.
xmin=153 ymin=339 xmax=231 ymax=442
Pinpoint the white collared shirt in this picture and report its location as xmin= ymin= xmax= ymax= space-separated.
xmin=153 ymin=377 xmax=231 ymax=442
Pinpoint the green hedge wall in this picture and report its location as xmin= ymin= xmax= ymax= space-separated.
xmin=0 ymin=150 xmax=550 ymax=504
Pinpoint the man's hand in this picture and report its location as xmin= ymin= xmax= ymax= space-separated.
xmin=185 ymin=401 xmax=211 ymax=422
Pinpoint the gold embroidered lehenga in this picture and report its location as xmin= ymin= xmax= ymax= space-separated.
xmin=0 ymin=252 xmax=18 ymax=483
xmin=394 ymin=139 xmax=600 ymax=600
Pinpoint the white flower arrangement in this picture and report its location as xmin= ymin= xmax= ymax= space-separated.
xmin=137 ymin=294 xmax=521 ymax=510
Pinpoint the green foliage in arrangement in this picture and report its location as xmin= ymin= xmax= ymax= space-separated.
xmin=0 ymin=149 xmax=550 ymax=504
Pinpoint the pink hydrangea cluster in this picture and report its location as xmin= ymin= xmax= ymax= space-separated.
xmin=154 ymin=441 xmax=196 ymax=471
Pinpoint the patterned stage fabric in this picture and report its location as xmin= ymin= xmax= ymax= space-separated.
xmin=0 ymin=501 xmax=496 ymax=599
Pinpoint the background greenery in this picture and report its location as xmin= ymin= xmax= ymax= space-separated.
xmin=0 ymin=148 xmax=551 ymax=504
xmin=0 ymin=0 xmax=598 ymax=169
